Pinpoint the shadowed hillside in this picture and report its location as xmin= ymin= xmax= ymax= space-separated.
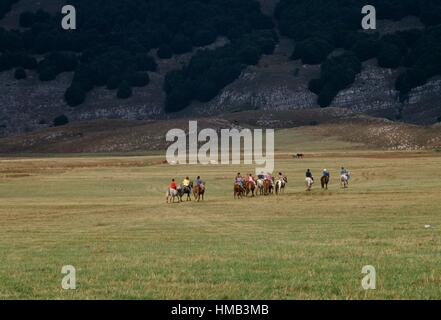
xmin=1 ymin=0 xmax=440 ymax=136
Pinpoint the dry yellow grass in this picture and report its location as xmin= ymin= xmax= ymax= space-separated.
xmin=1 ymin=130 xmax=441 ymax=299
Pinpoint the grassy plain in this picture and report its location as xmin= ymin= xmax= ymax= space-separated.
xmin=0 ymin=128 xmax=440 ymax=299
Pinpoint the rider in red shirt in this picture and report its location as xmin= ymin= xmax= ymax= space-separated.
xmin=169 ymin=179 xmax=177 ymax=190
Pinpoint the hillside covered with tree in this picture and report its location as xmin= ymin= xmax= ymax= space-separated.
xmin=276 ymin=0 xmax=441 ymax=107
xmin=1 ymin=0 xmax=276 ymax=110
xmin=0 ymin=0 xmax=441 ymax=133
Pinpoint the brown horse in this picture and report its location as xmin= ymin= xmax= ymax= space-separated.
xmin=245 ymin=181 xmax=256 ymax=197
xmin=321 ymin=176 xmax=330 ymax=189
xmin=234 ymin=184 xmax=244 ymax=199
xmin=193 ymin=184 xmax=205 ymax=202
xmin=263 ymin=179 xmax=273 ymax=195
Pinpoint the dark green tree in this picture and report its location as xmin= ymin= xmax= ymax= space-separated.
xmin=378 ymin=43 xmax=402 ymax=69
xmin=170 ymin=34 xmax=192 ymax=54
xmin=117 ymin=81 xmax=132 ymax=99
xmin=53 ymin=114 xmax=69 ymax=127
xmin=14 ymin=67 xmax=27 ymax=80
xmin=157 ymin=45 xmax=173 ymax=59
xmin=65 ymin=84 xmax=86 ymax=107
xmin=127 ymin=72 xmax=150 ymax=87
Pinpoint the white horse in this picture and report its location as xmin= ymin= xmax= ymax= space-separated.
xmin=341 ymin=173 xmax=350 ymax=188
xmin=256 ymin=179 xmax=265 ymax=195
xmin=275 ymin=177 xmax=288 ymax=195
xmin=166 ymin=187 xmax=180 ymax=203
xmin=305 ymin=177 xmax=314 ymax=191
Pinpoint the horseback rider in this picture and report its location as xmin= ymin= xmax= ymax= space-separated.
xmin=195 ymin=176 xmax=204 ymax=188
xmin=278 ymin=172 xmax=286 ymax=186
xmin=306 ymin=169 xmax=314 ymax=181
xmin=341 ymin=167 xmax=350 ymax=179
xmin=169 ymin=179 xmax=177 ymax=190
xmin=264 ymin=172 xmax=274 ymax=189
xmin=257 ymin=171 xmax=265 ymax=181
xmin=182 ymin=176 xmax=190 ymax=187
xmin=235 ymin=173 xmax=245 ymax=191
xmin=323 ymin=169 xmax=330 ymax=178
xmin=247 ymin=173 xmax=255 ymax=186
xmin=265 ymin=172 xmax=273 ymax=182
xmin=182 ymin=176 xmax=192 ymax=192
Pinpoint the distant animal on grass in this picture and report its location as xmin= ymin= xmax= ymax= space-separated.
xmin=305 ymin=177 xmax=314 ymax=191
xmin=166 ymin=188 xmax=180 ymax=203
xmin=245 ymin=180 xmax=256 ymax=197
xmin=275 ymin=177 xmax=288 ymax=195
xmin=234 ymin=184 xmax=244 ymax=199
xmin=294 ymin=153 xmax=304 ymax=159
xmin=341 ymin=173 xmax=350 ymax=188
xmin=321 ymin=176 xmax=330 ymax=189
xmin=193 ymin=183 xmax=205 ymax=201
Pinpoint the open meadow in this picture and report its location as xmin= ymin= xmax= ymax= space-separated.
xmin=1 ymin=128 xmax=441 ymax=299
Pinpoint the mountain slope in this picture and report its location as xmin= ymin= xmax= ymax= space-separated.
xmin=1 ymin=0 xmax=441 ymax=137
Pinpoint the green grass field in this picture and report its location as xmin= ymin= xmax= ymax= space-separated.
xmin=1 ymin=129 xmax=441 ymax=299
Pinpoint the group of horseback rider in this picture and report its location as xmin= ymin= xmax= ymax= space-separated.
xmin=305 ymin=167 xmax=350 ymax=181
xmin=166 ymin=176 xmax=205 ymax=203
xmin=234 ymin=171 xmax=287 ymax=197
xmin=305 ymin=167 xmax=351 ymax=190
xmin=167 ymin=166 xmax=351 ymax=202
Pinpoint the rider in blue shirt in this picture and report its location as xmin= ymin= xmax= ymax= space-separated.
xmin=341 ymin=167 xmax=350 ymax=180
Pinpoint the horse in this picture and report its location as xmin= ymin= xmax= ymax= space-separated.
xmin=166 ymin=188 xmax=180 ymax=203
xmin=256 ymin=179 xmax=265 ymax=196
xmin=305 ymin=177 xmax=314 ymax=191
xmin=341 ymin=173 xmax=350 ymax=188
xmin=269 ymin=179 xmax=275 ymax=194
xmin=275 ymin=177 xmax=288 ymax=195
xmin=245 ymin=180 xmax=256 ymax=197
xmin=263 ymin=179 xmax=273 ymax=195
xmin=193 ymin=183 xmax=205 ymax=202
xmin=179 ymin=182 xmax=193 ymax=201
xmin=234 ymin=184 xmax=244 ymax=199
xmin=294 ymin=153 xmax=304 ymax=159
xmin=321 ymin=176 xmax=330 ymax=189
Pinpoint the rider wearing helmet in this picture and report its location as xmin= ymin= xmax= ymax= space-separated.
xmin=323 ymin=169 xmax=330 ymax=177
